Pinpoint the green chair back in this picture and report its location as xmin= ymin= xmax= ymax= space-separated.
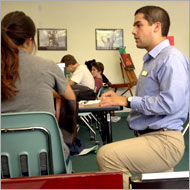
xmin=97 ymin=86 xmax=104 ymax=98
xmin=1 ymin=112 xmax=72 ymax=178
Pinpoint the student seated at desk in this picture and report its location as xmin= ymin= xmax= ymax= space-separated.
xmin=61 ymin=54 xmax=95 ymax=90
xmin=85 ymin=59 xmax=112 ymax=87
xmin=1 ymin=11 xmax=77 ymax=158
xmin=61 ymin=54 xmax=96 ymax=101
xmin=91 ymin=62 xmax=104 ymax=95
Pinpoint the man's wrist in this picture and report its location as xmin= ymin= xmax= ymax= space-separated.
xmin=126 ymin=96 xmax=132 ymax=108
xmin=121 ymin=96 xmax=128 ymax=106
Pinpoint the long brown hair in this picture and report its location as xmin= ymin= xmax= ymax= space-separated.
xmin=1 ymin=11 xmax=36 ymax=101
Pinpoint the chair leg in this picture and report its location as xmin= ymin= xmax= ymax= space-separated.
xmin=79 ymin=116 xmax=99 ymax=145
xmin=80 ymin=116 xmax=96 ymax=135
xmin=91 ymin=113 xmax=105 ymax=136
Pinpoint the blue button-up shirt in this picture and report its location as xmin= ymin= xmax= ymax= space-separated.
xmin=127 ymin=40 xmax=189 ymax=131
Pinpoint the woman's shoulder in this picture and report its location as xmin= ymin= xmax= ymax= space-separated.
xmin=19 ymin=49 xmax=56 ymax=67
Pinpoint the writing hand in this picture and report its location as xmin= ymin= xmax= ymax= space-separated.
xmin=99 ymin=90 xmax=128 ymax=107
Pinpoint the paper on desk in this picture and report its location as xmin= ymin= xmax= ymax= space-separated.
xmin=76 ymin=145 xmax=99 ymax=156
xmin=79 ymin=100 xmax=100 ymax=105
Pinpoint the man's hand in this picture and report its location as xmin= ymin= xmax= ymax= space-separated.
xmin=99 ymin=90 xmax=128 ymax=107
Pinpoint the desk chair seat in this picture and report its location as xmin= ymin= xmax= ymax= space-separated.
xmin=1 ymin=112 xmax=72 ymax=178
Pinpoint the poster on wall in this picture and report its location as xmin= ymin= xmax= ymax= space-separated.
xmin=37 ymin=29 xmax=67 ymax=50
xmin=95 ymin=29 xmax=123 ymax=50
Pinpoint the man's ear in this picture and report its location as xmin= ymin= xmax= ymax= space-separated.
xmin=154 ymin=22 xmax=161 ymax=33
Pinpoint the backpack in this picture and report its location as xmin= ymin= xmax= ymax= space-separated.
xmin=69 ymin=136 xmax=85 ymax=155
xmin=71 ymin=84 xmax=96 ymax=101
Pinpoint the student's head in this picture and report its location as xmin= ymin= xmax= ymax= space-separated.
xmin=1 ymin=11 xmax=36 ymax=101
xmin=2 ymin=11 xmax=36 ymax=50
xmin=91 ymin=62 xmax=104 ymax=78
xmin=61 ymin=54 xmax=77 ymax=73
xmin=132 ymin=6 xmax=170 ymax=51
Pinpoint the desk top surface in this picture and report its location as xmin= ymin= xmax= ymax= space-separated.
xmin=79 ymin=103 xmax=123 ymax=113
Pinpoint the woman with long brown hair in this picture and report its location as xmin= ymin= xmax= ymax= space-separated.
xmin=1 ymin=11 xmax=76 ymax=162
xmin=2 ymin=11 xmax=76 ymax=113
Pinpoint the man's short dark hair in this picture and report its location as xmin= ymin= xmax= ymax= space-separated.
xmin=61 ymin=54 xmax=77 ymax=67
xmin=135 ymin=6 xmax=170 ymax=36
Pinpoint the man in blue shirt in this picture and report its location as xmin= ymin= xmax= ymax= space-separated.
xmin=97 ymin=6 xmax=189 ymax=189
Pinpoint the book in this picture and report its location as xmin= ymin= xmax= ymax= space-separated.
xmin=79 ymin=100 xmax=101 ymax=108
xmin=75 ymin=145 xmax=99 ymax=156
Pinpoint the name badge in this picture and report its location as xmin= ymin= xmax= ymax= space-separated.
xmin=142 ymin=70 xmax=148 ymax=76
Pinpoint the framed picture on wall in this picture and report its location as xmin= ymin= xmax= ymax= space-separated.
xmin=95 ymin=29 xmax=123 ymax=50
xmin=37 ymin=28 xmax=67 ymax=50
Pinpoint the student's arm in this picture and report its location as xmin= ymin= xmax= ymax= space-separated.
xmin=53 ymin=89 xmax=61 ymax=98
xmin=68 ymin=79 xmax=76 ymax=86
xmin=53 ymin=85 xmax=76 ymax=100
xmin=53 ymin=85 xmax=76 ymax=122
xmin=61 ymin=84 xmax=76 ymax=100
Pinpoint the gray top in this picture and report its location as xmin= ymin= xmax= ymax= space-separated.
xmin=2 ymin=49 xmax=68 ymax=115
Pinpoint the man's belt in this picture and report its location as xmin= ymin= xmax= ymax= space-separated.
xmin=134 ymin=128 xmax=168 ymax=137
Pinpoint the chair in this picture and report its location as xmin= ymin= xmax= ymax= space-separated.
xmin=182 ymin=113 xmax=189 ymax=136
xmin=96 ymin=85 xmax=105 ymax=98
xmin=1 ymin=112 xmax=72 ymax=178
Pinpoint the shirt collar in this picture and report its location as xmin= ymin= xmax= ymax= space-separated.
xmin=143 ymin=39 xmax=170 ymax=62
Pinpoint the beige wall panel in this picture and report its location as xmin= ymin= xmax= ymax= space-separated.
xmin=2 ymin=1 xmax=189 ymax=83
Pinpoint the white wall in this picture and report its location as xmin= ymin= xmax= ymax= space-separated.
xmin=1 ymin=1 xmax=189 ymax=84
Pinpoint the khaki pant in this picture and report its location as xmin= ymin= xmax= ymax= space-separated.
xmin=96 ymin=130 xmax=185 ymax=189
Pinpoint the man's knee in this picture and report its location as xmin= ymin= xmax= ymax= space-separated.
xmin=97 ymin=145 xmax=105 ymax=161
xmin=96 ymin=145 xmax=110 ymax=167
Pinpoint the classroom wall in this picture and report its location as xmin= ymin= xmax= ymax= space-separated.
xmin=1 ymin=1 xmax=189 ymax=83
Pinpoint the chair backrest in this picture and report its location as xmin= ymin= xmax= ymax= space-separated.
xmin=97 ymin=86 xmax=104 ymax=98
xmin=1 ymin=112 xmax=72 ymax=178
xmin=94 ymin=86 xmax=97 ymax=93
